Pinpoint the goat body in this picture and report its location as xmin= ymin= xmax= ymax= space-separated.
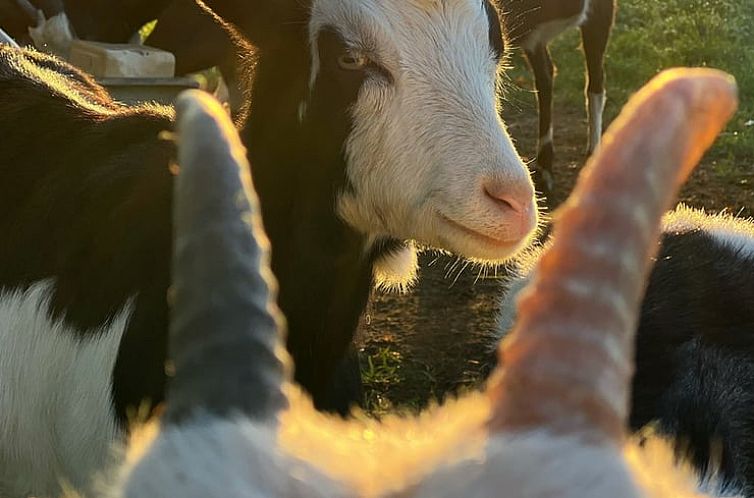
xmin=501 ymin=0 xmax=616 ymax=197
xmin=0 ymin=46 xmax=174 ymax=496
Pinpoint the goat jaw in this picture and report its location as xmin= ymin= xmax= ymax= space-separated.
xmin=487 ymin=68 xmax=738 ymax=444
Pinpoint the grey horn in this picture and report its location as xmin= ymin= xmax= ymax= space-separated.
xmin=166 ymin=90 xmax=290 ymax=425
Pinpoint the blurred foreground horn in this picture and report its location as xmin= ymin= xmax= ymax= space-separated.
xmin=488 ymin=68 xmax=737 ymax=444
xmin=166 ymin=90 xmax=290 ymax=425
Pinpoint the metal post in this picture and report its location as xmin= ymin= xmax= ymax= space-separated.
xmin=0 ymin=28 xmax=21 ymax=48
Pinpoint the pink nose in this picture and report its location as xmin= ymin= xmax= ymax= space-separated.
xmin=483 ymin=181 xmax=537 ymax=240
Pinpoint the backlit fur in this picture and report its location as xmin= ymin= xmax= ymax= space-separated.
xmin=103 ymin=387 xmax=720 ymax=498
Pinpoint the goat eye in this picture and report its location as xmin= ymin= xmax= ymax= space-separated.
xmin=338 ymin=53 xmax=369 ymax=70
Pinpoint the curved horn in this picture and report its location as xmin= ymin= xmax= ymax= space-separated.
xmin=488 ymin=68 xmax=738 ymax=444
xmin=166 ymin=90 xmax=290 ymax=426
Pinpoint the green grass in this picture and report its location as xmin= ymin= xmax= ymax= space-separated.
xmin=508 ymin=0 xmax=754 ymax=168
xmin=362 ymin=347 xmax=403 ymax=415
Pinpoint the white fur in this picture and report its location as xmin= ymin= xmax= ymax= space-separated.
xmin=109 ymin=386 xmax=727 ymax=498
xmin=307 ymin=0 xmax=538 ymax=263
xmin=587 ymin=91 xmax=606 ymax=153
xmin=372 ymin=242 xmax=419 ymax=293
xmin=663 ymin=204 xmax=754 ymax=259
xmin=0 ymin=281 xmax=128 ymax=498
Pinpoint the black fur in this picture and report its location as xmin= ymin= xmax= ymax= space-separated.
xmin=484 ymin=0 xmax=505 ymax=60
xmin=0 ymin=47 xmax=175 ymax=423
xmin=248 ymin=25 xmax=378 ymax=412
xmin=0 ymin=27 xmax=372 ymax=420
xmin=631 ymin=229 xmax=754 ymax=495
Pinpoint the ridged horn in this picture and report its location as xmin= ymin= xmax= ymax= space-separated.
xmin=165 ymin=89 xmax=290 ymax=425
xmin=488 ymin=68 xmax=738 ymax=444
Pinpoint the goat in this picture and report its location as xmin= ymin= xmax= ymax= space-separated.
xmin=500 ymin=0 xmax=616 ymax=198
xmin=100 ymin=67 xmax=737 ymax=498
xmin=0 ymin=0 xmax=536 ymax=494
xmin=495 ymin=201 xmax=754 ymax=493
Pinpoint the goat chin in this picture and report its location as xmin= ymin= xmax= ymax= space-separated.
xmin=88 ymin=386 xmax=718 ymax=498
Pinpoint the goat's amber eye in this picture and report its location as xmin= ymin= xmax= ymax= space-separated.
xmin=338 ymin=53 xmax=369 ymax=70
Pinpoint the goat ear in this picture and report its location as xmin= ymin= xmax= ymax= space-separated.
xmin=197 ymin=0 xmax=310 ymax=47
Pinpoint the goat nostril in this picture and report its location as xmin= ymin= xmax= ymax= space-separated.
xmin=484 ymin=187 xmax=523 ymax=214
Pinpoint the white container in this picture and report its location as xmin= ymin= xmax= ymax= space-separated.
xmin=69 ymin=40 xmax=175 ymax=78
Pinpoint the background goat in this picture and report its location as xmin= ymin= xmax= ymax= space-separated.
xmin=501 ymin=0 xmax=616 ymax=198
xmin=0 ymin=0 xmax=537 ymax=494
xmin=105 ymin=67 xmax=737 ymax=498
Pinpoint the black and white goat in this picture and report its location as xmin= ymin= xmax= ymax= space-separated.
xmin=0 ymin=0 xmax=537 ymax=495
xmin=501 ymin=0 xmax=616 ymax=196
xmin=99 ymin=68 xmax=737 ymax=498
xmin=496 ymin=201 xmax=754 ymax=494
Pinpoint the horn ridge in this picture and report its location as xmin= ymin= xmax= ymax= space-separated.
xmin=488 ymin=68 xmax=738 ymax=443
xmin=166 ymin=90 xmax=290 ymax=425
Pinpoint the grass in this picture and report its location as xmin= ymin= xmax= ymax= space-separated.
xmin=506 ymin=0 xmax=754 ymax=170
xmin=361 ymin=347 xmax=403 ymax=415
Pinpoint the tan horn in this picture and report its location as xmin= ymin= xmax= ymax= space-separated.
xmin=487 ymin=68 xmax=738 ymax=444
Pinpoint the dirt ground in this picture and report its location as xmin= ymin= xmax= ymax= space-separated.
xmin=356 ymin=90 xmax=754 ymax=414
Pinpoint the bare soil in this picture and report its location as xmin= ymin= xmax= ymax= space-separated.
xmin=356 ymin=90 xmax=754 ymax=413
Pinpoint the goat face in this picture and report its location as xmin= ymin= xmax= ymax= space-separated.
xmin=312 ymin=0 xmax=537 ymax=261
xmin=205 ymin=0 xmax=538 ymax=262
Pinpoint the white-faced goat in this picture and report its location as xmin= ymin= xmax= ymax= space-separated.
xmin=93 ymin=68 xmax=737 ymax=498
xmin=0 ymin=0 xmax=538 ymax=495
xmin=496 ymin=203 xmax=754 ymax=496
xmin=500 ymin=0 xmax=616 ymax=196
